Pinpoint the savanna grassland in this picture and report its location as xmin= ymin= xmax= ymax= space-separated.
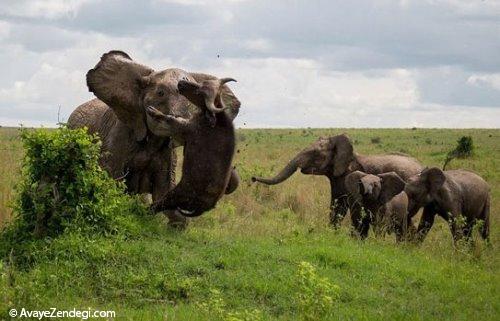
xmin=1 ymin=127 xmax=499 ymax=320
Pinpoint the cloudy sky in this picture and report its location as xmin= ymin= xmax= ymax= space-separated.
xmin=0 ymin=0 xmax=499 ymax=128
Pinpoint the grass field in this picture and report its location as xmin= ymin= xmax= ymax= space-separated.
xmin=1 ymin=127 xmax=499 ymax=320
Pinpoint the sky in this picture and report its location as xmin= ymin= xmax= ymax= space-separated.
xmin=0 ymin=0 xmax=499 ymax=128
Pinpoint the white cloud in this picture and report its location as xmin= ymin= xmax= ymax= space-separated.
xmin=157 ymin=0 xmax=247 ymax=4
xmin=0 ymin=0 xmax=498 ymax=128
xmin=241 ymin=38 xmax=273 ymax=52
xmin=434 ymin=0 xmax=500 ymax=16
xmin=468 ymin=74 xmax=500 ymax=91
xmin=206 ymin=58 xmax=423 ymax=127
xmin=0 ymin=0 xmax=96 ymax=19
xmin=0 ymin=21 xmax=11 ymax=40
xmin=0 ymin=31 xmax=164 ymax=124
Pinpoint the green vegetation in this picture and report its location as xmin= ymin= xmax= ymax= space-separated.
xmin=443 ymin=135 xmax=475 ymax=170
xmin=0 ymin=127 xmax=499 ymax=320
xmin=0 ymin=127 xmax=149 ymax=267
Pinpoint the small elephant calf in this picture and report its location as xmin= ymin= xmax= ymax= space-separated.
xmin=345 ymin=171 xmax=415 ymax=241
xmin=146 ymin=77 xmax=238 ymax=217
xmin=405 ymin=167 xmax=490 ymax=243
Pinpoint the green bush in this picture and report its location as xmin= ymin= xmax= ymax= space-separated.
xmin=0 ymin=127 xmax=148 ymax=265
xmin=443 ymin=136 xmax=474 ymax=169
xmin=296 ymin=261 xmax=340 ymax=321
xmin=197 ymin=289 xmax=263 ymax=321
xmin=456 ymin=136 xmax=474 ymax=156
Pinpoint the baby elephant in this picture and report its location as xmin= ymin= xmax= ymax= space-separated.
xmin=345 ymin=171 xmax=414 ymax=241
xmin=146 ymin=77 xmax=238 ymax=217
xmin=405 ymin=167 xmax=490 ymax=243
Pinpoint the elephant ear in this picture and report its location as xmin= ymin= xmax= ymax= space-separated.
xmin=329 ymin=134 xmax=354 ymax=177
xmin=422 ymin=167 xmax=446 ymax=194
xmin=378 ymin=172 xmax=405 ymax=203
xmin=189 ymin=73 xmax=241 ymax=120
xmin=345 ymin=170 xmax=368 ymax=199
xmin=86 ymin=50 xmax=154 ymax=141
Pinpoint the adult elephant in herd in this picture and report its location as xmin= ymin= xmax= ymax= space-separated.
xmin=68 ymin=50 xmax=241 ymax=227
xmin=252 ymin=134 xmax=424 ymax=238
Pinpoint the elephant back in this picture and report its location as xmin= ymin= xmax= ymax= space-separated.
xmin=68 ymin=98 xmax=115 ymax=136
xmin=356 ymin=154 xmax=423 ymax=181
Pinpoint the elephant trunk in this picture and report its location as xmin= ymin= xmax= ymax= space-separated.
xmin=251 ymin=157 xmax=301 ymax=185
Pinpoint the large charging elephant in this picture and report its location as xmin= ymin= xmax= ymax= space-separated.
xmin=68 ymin=51 xmax=240 ymax=227
xmin=252 ymin=134 xmax=423 ymax=237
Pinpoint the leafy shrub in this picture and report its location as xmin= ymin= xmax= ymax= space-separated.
xmin=443 ymin=136 xmax=474 ymax=170
xmin=197 ymin=289 xmax=263 ymax=321
xmin=296 ymin=261 xmax=340 ymax=321
xmin=0 ymin=127 xmax=148 ymax=264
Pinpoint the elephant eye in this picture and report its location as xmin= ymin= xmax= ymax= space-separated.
xmin=157 ymin=90 xmax=165 ymax=97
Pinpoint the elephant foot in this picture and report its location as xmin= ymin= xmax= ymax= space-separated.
xmin=165 ymin=209 xmax=188 ymax=230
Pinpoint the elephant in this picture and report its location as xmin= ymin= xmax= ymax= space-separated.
xmin=404 ymin=167 xmax=491 ymax=243
xmin=251 ymin=134 xmax=424 ymax=238
xmin=68 ymin=50 xmax=240 ymax=227
xmin=146 ymin=77 xmax=237 ymax=217
xmin=345 ymin=171 xmax=415 ymax=241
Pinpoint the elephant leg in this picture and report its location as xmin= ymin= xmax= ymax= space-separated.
xmin=395 ymin=211 xmax=416 ymax=242
xmin=151 ymin=148 xmax=176 ymax=201
xmin=416 ymin=205 xmax=436 ymax=243
xmin=395 ymin=216 xmax=415 ymax=242
xmin=330 ymin=195 xmax=348 ymax=228
xmin=445 ymin=206 xmax=466 ymax=244
xmin=393 ymin=214 xmax=406 ymax=242
xmin=405 ymin=216 xmax=417 ymax=241
xmin=394 ymin=224 xmax=405 ymax=242
xmin=126 ymin=171 xmax=140 ymax=194
xmin=152 ymin=150 xmax=187 ymax=229
xmin=482 ymin=217 xmax=490 ymax=243
xmin=481 ymin=197 xmax=490 ymax=242
xmin=372 ymin=210 xmax=388 ymax=238
xmin=463 ymin=220 xmax=475 ymax=240
xmin=225 ymin=168 xmax=240 ymax=195
xmin=449 ymin=219 xmax=464 ymax=244
xmin=350 ymin=203 xmax=371 ymax=239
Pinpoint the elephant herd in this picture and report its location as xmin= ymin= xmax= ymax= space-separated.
xmin=252 ymin=136 xmax=491 ymax=243
xmin=69 ymin=50 xmax=491 ymax=243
